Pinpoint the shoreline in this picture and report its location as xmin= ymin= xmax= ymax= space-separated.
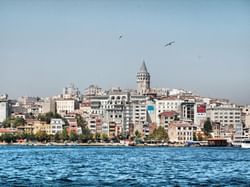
xmin=0 ymin=142 xmax=234 ymax=148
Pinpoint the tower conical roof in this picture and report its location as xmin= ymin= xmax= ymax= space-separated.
xmin=140 ymin=61 xmax=148 ymax=73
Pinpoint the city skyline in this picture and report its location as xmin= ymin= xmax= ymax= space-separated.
xmin=0 ymin=0 xmax=249 ymax=104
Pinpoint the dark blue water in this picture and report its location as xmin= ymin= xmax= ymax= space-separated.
xmin=0 ymin=146 xmax=250 ymax=186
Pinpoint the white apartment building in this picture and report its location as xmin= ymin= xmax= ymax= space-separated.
xmin=0 ymin=100 xmax=9 ymax=123
xmin=50 ymin=118 xmax=65 ymax=135
xmin=130 ymin=95 xmax=147 ymax=126
xmin=56 ymin=99 xmax=77 ymax=115
xmin=155 ymin=98 xmax=183 ymax=125
xmin=89 ymin=96 xmax=108 ymax=115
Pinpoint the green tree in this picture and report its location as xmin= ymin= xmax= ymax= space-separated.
xmin=76 ymin=114 xmax=88 ymax=131
xmin=54 ymin=132 xmax=61 ymax=142
xmin=69 ymin=131 xmax=78 ymax=142
xmin=135 ymin=130 xmax=142 ymax=139
xmin=79 ymin=128 xmax=92 ymax=143
xmin=2 ymin=117 xmax=14 ymax=128
xmin=1 ymin=133 xmax=16 ymax=143
xmin=101 ymin=134 xmax=109 ymax=142
xmin=95 ymin=133 xmax=101 ymax=141
xmin=35 ymin=130 xmax=49 ymax=142
xmin=13 ymin=117 xmax=26 ymax=128
xmin=148 ymin=126 xmax=168 ymax=142
xmin=2 ymin=117 xmax=26 ymax=128
xmin=38 ymin=112 xmax=62 ymax=124
xmin=203 ymin=118 xmax=213 ymax=135
xmin=60 ymin=128 xmax=69 ymax=141
xmin=193 ymin=132 xmax=197 ymax=141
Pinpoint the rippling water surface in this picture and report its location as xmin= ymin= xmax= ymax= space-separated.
xmin=0 ymin=146 xmax=250 ymax=186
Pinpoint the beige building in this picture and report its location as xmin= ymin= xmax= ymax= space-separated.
xmin=159 ymin=111 xmax=179 ymax=130
xmin=168 ymin=121 xmax=196 ymax=143
xmin=56 ymin=99 xmax=77 ymax=116
xmin=33 ymin=120 xmax=50 ymax=135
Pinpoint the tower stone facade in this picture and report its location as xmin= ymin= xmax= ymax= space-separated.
xmin=137 ymin=61 xmax=150 ymax=95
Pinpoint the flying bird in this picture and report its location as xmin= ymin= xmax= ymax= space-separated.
xmin=119 ymin=35 xmax=123 ymax=40
xmin=164 ymin=41 xmax=175 ymax=47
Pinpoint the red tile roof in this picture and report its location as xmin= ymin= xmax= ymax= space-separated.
xmin=159 ymin=111 xmax=178 ymax=117
xmin=0 ymin=128 xmax=17 ymax=133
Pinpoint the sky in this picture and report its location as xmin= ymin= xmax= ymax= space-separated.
xmin=0 ymin=0 xmax=249 ymax=104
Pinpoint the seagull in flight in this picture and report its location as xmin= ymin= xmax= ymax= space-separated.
xmin=119 ymin=35 xmax=123 ymax=40
xmin=164 ymin=41 xmax=175 ymax=47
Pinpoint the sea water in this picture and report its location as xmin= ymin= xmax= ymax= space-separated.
xmin=0 ymin=146 xmax=249 ymax=186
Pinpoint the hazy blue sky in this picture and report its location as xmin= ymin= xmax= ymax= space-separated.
xmin=0 ymin=0 xmax=249 ymax=104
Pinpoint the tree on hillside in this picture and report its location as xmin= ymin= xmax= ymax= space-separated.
xmin=135 ymin=130 xmax=142 ymax=139
xmin=101 ymin=134 xmax=109 ymax=142
xmin=203 ymin=118 xmax=213 ymax=135
xmin=54 ymin=132 xmax=61 ymax=142
xmin=60 ymin=128 xmax=69 ymax=141
xmin=35 ymin=130 xmax=49 ymax=142
xmin=1 ymin=133 xmax=16 ymax=143
xmin=13 ymin=117 xmax=26 ymax=128
xmin=76 ymin=114 xmax=88 ymax=130
xmin=38 ymin=112 xmax=62 ymax=124
xmin=69 ymin=131 xmax=78 ymax=142
xmin=80 ymin=128 xmax=92 ymax=143
xmin=193 ymin=132 xmax=197 ymax=141
xmin=147 ymin=126 xmax=168 ymax=142
xmin=2 ymin=117 xmax=26 ymax=128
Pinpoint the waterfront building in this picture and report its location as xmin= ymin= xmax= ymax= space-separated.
xmin=88 ymin=114 xmax=102 ymax=134
xmin=66 ymin=117 xmax=81 ymax=135
xmin=137 ymin=61 xmax=150 ymax=95
xmin=206 ymin=104 xmax=241 ymax=141
xmin=108 ymin=122 xmax=122 ymax=137
xmin=102 ymin=123 xmax=109 ymax=136
xmin=50 ymin=118 xmax=65 ymax=135
xmin=168 ymin=121 xmax=196 ymax=143
xmin=33 ymin=120 xmax=50 ymax=135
